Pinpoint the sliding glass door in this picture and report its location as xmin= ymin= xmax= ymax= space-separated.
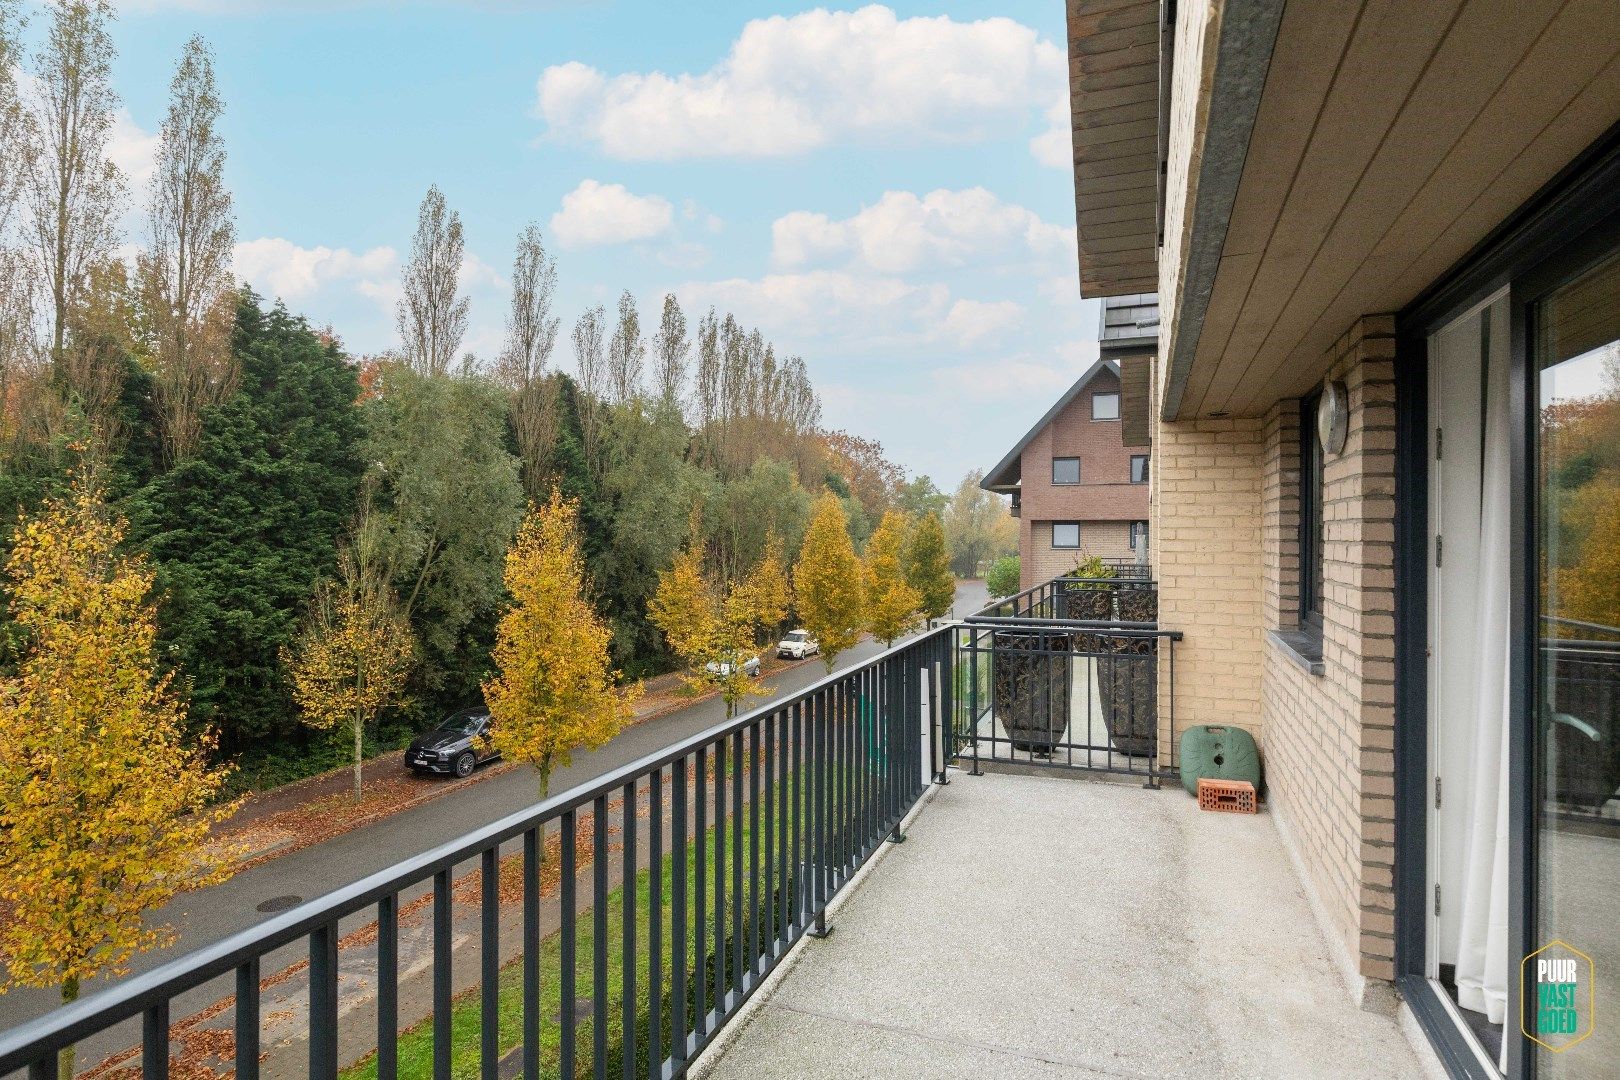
xmin=1531 ymin=249 xmax=1620 ymax=1075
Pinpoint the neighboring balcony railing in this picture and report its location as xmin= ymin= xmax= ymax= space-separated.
xmin=957 ymin=575 xmax=1179 ymax=784
xmin=0 ymin=630 xmax=956 ymax=1080
xmin=977 ymin=572 xmax=1157 ymax=622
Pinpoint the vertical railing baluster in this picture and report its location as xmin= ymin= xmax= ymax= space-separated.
xmin=763 ymin=714 xmax=776 ymax=962
xmin=694 ymin=744 xmax=709 ymax=1035
xmin=522 ymin=828 xmax=540 ymax=1080
xmin=377 ymin=895 xmax=398 ymax=1080
xmin=729 ymin=729 xmax=744 ymax=1008
xmin=433 ymin=870 xmax=452 ymax=1080
xmin=778 ymin=708 xmax=792 ymax=945
xmin=142 ymin=999 xmax=170 ymax=1080
xmin=790 ymin=702 xmax=803 ymax=937
xmin=621 ymin=782 xmax=637 ymax=1080
xmin=714 ymin=736 xmax=727 ymax=1012
xmin=481 ymin=847 xmax=500 ymax=1080
xmin=748 ymin=722 xmax=761 ymax=984
xmin=560 ymin=809 xmax=578 ymax=1080
xmin=593 ymin=798 xmax=609 ymax=1076
xmin=310 ymin=922 xmax=338 ymax=1080
xmin=236 ymin=957 xmax=261 ymax=1080
xmin=672 ymin=757 xmax=690 ymax=1068
xmin=648 ymin=768 xmax=664 ymax=1080
xmin=811 ymin=689 xmax=830 ymax=937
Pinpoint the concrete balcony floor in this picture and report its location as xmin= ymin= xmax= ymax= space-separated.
xmin=701 ymin=771 xmax=1429 ymax=1079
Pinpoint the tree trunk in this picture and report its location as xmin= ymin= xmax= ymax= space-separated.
xmin=58 ymin=976 xmax=79 ymax=1080
xmin=353 ymin=712 xmax=364 ymax=802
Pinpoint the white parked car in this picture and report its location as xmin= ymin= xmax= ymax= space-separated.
xmin=705 ymin=654 xmax=761 ymax=678
xmin=776 ymin=629 xmax=820 ymax=660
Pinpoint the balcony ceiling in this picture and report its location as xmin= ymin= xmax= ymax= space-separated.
xmin=1066 ymin=0 xmax=1161 ymax=298
xmin=1164 ymin=0 xmax=1620 ymax=420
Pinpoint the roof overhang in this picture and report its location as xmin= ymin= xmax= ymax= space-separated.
xmin=1161 ymin=0 xmax=1620 ymax=421
xmin=1066 ymin=0 xmax=1163 ymax=297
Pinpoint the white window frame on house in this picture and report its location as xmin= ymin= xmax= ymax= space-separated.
xmin=1051 ymin=522 xmax=1081 ymax=549
xmin=1091 ymin=392 xmax=1120 ymax=421
xmin=1130 ymin=455 xmax=1149 ymax=484
xmin=1052 ymin=457 xmax=1080 ymax=485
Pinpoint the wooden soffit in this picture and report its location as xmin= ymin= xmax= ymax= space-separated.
xmin=1066 ymin=0 xmax=1162 ymax=298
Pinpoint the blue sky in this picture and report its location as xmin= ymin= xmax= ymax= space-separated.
xmin=93 ymin=1 xmax=1099 ymax=486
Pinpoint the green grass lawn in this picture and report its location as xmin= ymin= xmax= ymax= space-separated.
xmin=342 ymin=765 xmax=832 ymax=1080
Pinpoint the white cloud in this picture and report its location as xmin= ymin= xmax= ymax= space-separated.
xmin=232 ymin=237 xmax=396 ymax=304
xmin=536 ymin=5 xmax=1064 ymax=161
xmin=772 ymin=187 xmax=1073 ymax=274
xmin=678 ymin=270 xmax=951 ymax=345
xmin=109 ymin=110 xmax=161 ymax=194
xmin=1030 ymin=99 xmax=1072 ymax=169
xmin=941 ymin=298 xmax=1023 ymax=346
xmin=549 ymin=179 xmax=675 ymax=248
xmin=936 ymin=338 xmax=1099 ymax=401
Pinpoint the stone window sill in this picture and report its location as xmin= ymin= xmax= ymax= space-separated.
xmin=1267 ymin=628 xmax=1325 ymax=677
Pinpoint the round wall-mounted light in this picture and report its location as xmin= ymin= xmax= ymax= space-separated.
xmin=1317 ymin=380 xmax=1349 ymax=457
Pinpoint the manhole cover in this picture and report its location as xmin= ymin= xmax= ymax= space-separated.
xmin=552 ymin=997 xmax=592 ymax=1024
xmin=256 ymin=895 xmax=303 ymax=913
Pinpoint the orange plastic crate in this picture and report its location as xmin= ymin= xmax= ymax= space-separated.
xmin=1197 ymin=777 xmax=1258 ymax=814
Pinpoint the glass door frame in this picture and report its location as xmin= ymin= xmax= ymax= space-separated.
xmin=1394 ymin=123 xmax=1620 ymax=1080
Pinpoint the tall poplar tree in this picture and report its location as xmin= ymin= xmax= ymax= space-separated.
xmin=397 ymin=184 xmax=468 ymax=377
xmin=139 ymin=35 xmax=237 ymax=466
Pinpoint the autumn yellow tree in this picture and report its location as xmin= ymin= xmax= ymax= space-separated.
xmin=0 ymin=480 xmax=236 ymax=1079
xmin=865 ymin=509 xmax=922 ymax=646
xmin=905 ymin=511 xmax=956 ymax=624
xmin=651 ymin=533 xmax=783 ymax=718
xmin=484 ymin=491 xmax=640 ymax=799
xmin=285 ymin=553 xmax=415 ymax=802
xmin=736 ymin=530 xmax=791 ymax=641
xmin=794 ymin=491 xmax=867 ymax=670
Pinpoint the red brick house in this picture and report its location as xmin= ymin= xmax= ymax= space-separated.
xmin=982 ymin=357 xmax=1151 ymax=589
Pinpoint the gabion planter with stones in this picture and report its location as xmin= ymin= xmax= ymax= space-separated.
xmin=991 ymin=629 xmax=1071 ymax=755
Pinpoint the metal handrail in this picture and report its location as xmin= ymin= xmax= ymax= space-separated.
xmin=0 ymin=626 xmax=957 ymax=1079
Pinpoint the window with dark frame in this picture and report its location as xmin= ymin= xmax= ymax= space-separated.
xmin=1130 ymin=454 xmax=1149 ymax=484
xmin=1052 ymin=456 xmax=1080 ymax=485
xmin=1299 ymin=391 xmax=1325 ymax=640
xmin=1091 ymin=392 xmax=1120 ymax=420
xmin=1130 ymin=520 xmax=1149 ymax=549
xmin=1052 ymin=522 xmax=1080 ymax=549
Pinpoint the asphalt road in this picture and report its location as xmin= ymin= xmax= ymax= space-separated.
xmin=0 ymin=578 xmax=987 ymax=1045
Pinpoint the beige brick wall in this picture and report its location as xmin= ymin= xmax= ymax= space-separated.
xmin=1020 ymin=519 xmax=1137 ymax=590
xmin=1151 ymin=415 xmax=1267 ymax=755
xmin=1258 ymin=315 xmax=1399 ymax=986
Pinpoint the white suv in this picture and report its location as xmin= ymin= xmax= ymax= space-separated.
xmin=776 ymin=629 xmax=819 ymax=660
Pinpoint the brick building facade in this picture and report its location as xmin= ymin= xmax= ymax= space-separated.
xmin=982 ymin=360 xmax=1151 ymax=590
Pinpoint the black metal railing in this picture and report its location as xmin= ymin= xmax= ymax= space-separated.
xmin=0 ymin=629 xmax=955 ymax=1080
xmin=951 ymin=618 xmax=1179 ymax=784
xmin=976 ymin=574 xmax=1157 ymax=623
xmin=954 ymin=572 xmax=1176 ymax=783
xmin=1541 ymin=616 xmax=1620 ymax=816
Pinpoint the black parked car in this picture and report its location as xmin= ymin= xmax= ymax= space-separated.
xmin=406 ymin=708 xmax=500 ymax=778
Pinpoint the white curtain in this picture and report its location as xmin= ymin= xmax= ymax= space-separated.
xmin=1452 ymin=321 xmax=1511 ymax=1058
